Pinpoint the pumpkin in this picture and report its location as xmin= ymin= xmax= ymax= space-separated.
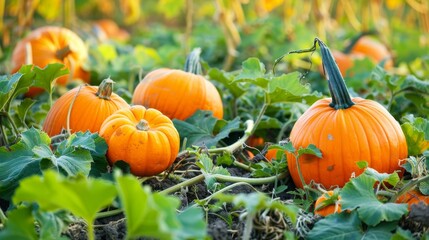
xmin=131 ymin=48 xmax=224 ymax=120
xmin=42 ymin=78 xmax=129 ymax=136
xmin=325 ymin=36 xmax=393 ymax=77
xmin=11 ymin=26 xmax=90 ymax=97
xmin=286 ymin=39 xmax=408 ymax=188
xmin=99 ymin=105 xmax=180 ymax=176
xmin=314 ymin=190 xmax=342 ymax=217
xmin=396 ymin=189 xmax=429 ymax=210
xmin=94 ymin=19 xmax=130 ymax=42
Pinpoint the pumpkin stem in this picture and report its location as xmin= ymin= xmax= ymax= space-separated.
xmin=316 ymin=38 xmax=355 ymax=109
xmin=56 ymin=45 xmax=72 ymax=60
xmin=136 ymin=119 xmax=150 ymax=131
xmin=184 ymin=48 xmax=202 ymax=75
xmin=96 ymin=77 xmax=114 ymax=100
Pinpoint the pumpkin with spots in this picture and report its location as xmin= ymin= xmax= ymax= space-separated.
xmin=286 ymin=39 xmax=408 ymax=188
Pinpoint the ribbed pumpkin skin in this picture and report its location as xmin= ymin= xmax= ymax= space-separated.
xmin=42 ymin=85 xmax=129 ymax=136
xmin=286 ymin=97 xmax=408 ymax=188
xmin=11 ymin=26 xmax=90 ymax=97
xmin=99 ymin=105 xmax=180 ymax=176
xmin=132 ymin=69 xmax=224 ymax=120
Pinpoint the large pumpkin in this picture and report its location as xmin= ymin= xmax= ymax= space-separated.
xmin=286 ymin=39 xmax=408 ymax=188
xmin=99 ymin=105 xmax=180 ymax=176
xmin=131 ymin=48 xmax=223 ymax=120
xmin=11 ymin=26 xmax=90 ymax=97
xmin=42 ymin=78 xmax=129 ymax=136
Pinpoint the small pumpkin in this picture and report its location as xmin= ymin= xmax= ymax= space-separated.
xmin=42 ymin=78 xmax=129 ymax=136
xmin=11 ymin=26 xmax=90 ymax=97
xmin=131 ymin=48 xmax=224 ymax=120
xmin=396 ymin=189 xmax=429 ymax=210
xmin=286 ymin=39 xmax=408 ymax=188
xmin=99 ymin=105 xmax=180 ymax=176
xmin=314 ymin=190 xmax=342 ymax=217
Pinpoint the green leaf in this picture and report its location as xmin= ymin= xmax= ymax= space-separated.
xmin=16 ymin=98 xmax=36 ymax=128
xmin=34 ymin=211 xmax=69 ymax=240
xmin=0 ymin=128 xmax=104 ymax=200
xmin=391 ymin=227 xmax=416 ymax=240
xmin=364 ymin=168 xmax=400 ymax=187
xmin=208 ymin=67 xmax=245 ymax=98
xmin=401 ymin=115 xmax=429 ymax=156
xmin=33 ymin=63 xmax=69 ymax=93
xmin=307 ymin=212 xmax=363 ymax=240
xmin=268 ymin=72 xmax=321 ymax=104
xmin=173 ymin=110 xmax=240 ymax=148
xmin=341 ymin=173 xmax=408 ymax=226
xmin=0 ymin=73 xmax=22 ymax=110
xmin=176 ymin=206 xmax=207 ymax=239
xmin=234 ymin=58 xmax=269 ymax=88
xmin=297 ymin=144 xmax=322 ymax=158
xmin=13 ymin=170 xmax=117 ymax=227
xmin=115 ymin=173 xmax=207 ymax=240
xmin=0 ymin=206 xmax=37 ymax=240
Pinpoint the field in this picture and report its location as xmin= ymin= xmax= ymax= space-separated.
xmin=0 ymin=1 xmax=428 ymax=239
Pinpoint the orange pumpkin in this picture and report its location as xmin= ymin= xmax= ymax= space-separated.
xmin=11 ymin=26 xmax=90 ymax=97
xmin=94 ymin=19 xmax=130 ymax=42
xmin=286 ymin=39 xmax=408 ymax=188
xmin=324 ymin=36 xmax=393 ymax=77
xmin=99 ymin=105 xmax=180 ymax=176
xmin=42 ymin=78 xmax=129 ymax=136
xmin=396 ymin=189 xmax=429 ymax=210
xmin=131 ymin=48 xmax=224 ymax=120
xmin=314 ymin=190 xmax=342 ymax=217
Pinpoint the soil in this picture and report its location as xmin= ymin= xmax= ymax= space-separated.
xmin=63 ymin=159 xmax=297 ymax=240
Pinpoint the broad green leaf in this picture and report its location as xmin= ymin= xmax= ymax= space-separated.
xmin=13 ymin=170 xmax=117 ymax=226
xmin=176 ymin=206 xmax=207 ymax=239
xmin=15 ymin=65 xmax=37 ymax=96
xmin=33 ymin=63 xmax=69 ymax=94
xmin=234 ymin=58 xmax=269 ymax=88
xmin=401 ymin=115 xmax=429 ymax=156
xmin=16 ymin=98 xmax=36 ymax=128
xmin=208 ymin=67 xmax=245 ymax=98
xmin=341 ymin=174 xmax=408 ymax=226
xmin=364 ymin=168 xmax=400 ymax=187
xmin=173 ymin=110 xmax=240 ymax=148
xmin=0 ymin=73 xmax=22 ymax=110
xmin=297 ymin=144 xmax=322 ymax=158
xmin=307 ymin=212 xmax=362 ymax=240
xmin=0 ymin=128 xmax=104 ymax=200
xmin=267 ymin=72 xmax=321 ymax=104
xmin=0 ymin=206 xmax=37 ymax=240
xmin=362 ymin=221 xmax=397 ymax=240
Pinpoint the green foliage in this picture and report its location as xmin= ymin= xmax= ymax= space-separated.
xmin=401 ymin=115 xmax=429 ymax=156
xmin=0 ymin=206 xmax=37 ymax=240
xmin=0 ymin=128 xmax=108 ymax=200
xmin=173 ymin=110 xmax=240 ymax=148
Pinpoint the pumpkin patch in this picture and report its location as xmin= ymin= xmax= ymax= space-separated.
xmin=0 ymin=2 xmax=428 ymax=239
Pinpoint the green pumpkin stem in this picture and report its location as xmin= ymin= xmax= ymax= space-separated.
xmin=96 ymin=77 xmax=114 ymax=100
xmin=136 ymin=119 xmax=150 ymax=131
xmin=56 ymin=45 xmax=72 ymax=60
xmin=317 ymin=39 xmax=355 ymax=109
xmin=184 ymin=48 xmax=202 ymax=75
